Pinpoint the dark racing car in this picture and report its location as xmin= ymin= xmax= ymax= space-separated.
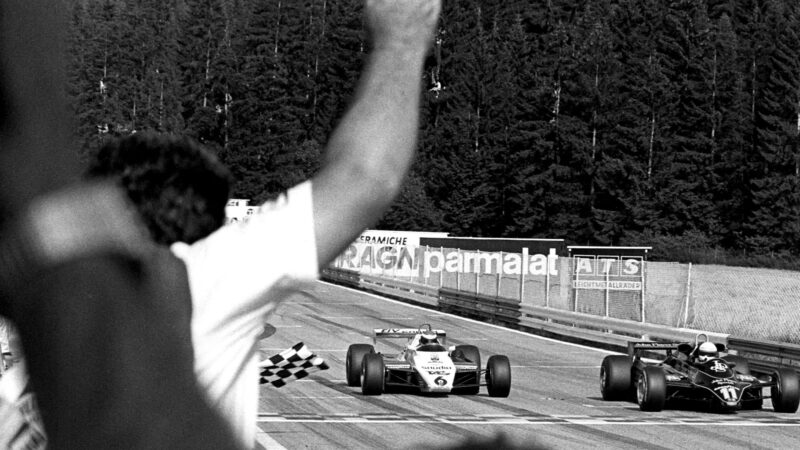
xmin=600 ymin=333 xmax=800 ymax=413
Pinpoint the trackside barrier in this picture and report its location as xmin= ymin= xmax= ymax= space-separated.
xmin=438 ymin=288 xmax=728 ymax=350
xmin=727 ymin=337 xmax=800 ymax=375
xmin=359 ymin=274 xmax=439 ymax=308
xmin=322 ymin=267 xmax=360 ymax=289
xmin=321 ymin=268 xmax=796 ymax=375
xmin=323 ymin=268 xmax=439 ymax=308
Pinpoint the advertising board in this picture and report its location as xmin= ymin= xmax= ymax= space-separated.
xmin=568 ymin=246 xmax=650 ymax=291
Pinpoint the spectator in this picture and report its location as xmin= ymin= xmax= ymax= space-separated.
xmin=0 ymin=327 xmax=46 ymax=449
xmin=0 ymin=1 xmax=242 ymax=448
xmin=0 ymin=316 xmax=10 ymax=374
xmin=84 ymin=0 xmax=442 ymax=447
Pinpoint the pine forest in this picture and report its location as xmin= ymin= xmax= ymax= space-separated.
xmin=64 ymin=0 xmax=800 ymax=267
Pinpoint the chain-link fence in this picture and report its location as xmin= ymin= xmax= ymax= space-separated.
xmin=335 ymin=247 xmax=800 ymax=344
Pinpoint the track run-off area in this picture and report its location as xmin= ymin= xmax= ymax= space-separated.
xmin=254 ymin=281 xmax=800 ymax=450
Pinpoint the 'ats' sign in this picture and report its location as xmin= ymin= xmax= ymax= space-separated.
xmin=568 ymin=246 xmax=650 ymax=291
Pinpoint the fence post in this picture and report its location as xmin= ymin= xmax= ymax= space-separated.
xmin=391 ymin=248 xmax=397 ymax=279
xmin=475 ymin=249 xmax=480 ymax=296
xmin=545 ymin=254 xmax=550 ymax=308
xmin=439 ymin=246 xmax=444 ymax=288
xmin=640 ymin=260 xmax=647 ymax=323
xmin=682 ymin=262 xmax=692 ymax=328
xmin=456 ymin=248 xmax=461 ymax=291
xmin=574 ymin=258 xmax=579 ymax=312
xmin=497 ymin=251 xmax=503 ymax=298
xmin=519 ymin=253 xmax=525 ymax=302
xmin=424 ymin=245 xmax=430 ymax=286
xmin=605 ymin=269 xmax=610 ymax=317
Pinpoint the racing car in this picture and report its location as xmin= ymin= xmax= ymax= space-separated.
xmin=345 ymin=324 xmax=511 ymax=397
xmin=600 ymin=333 xmax=800 ymax=413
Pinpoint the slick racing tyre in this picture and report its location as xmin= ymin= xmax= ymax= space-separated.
xmin=486 ymin=355 xmax=511 ymax=398
xmin=453 ymin=344 xmax=481 ymax=395
xmin=361 ymin=353 xmax=385 ymax=395
xmin=771 ymin=367 xmax=800 ymax=413
xmin=636 ymin=366 xmax=666 ymax=412
xmin=346 ymin=344 xmax=374 ymax=387
xmin=600 ymin=355 xmax=632 ymax=401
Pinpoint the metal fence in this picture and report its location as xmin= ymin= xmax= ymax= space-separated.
xmin=335 ymin=247 xmax=800 ymax=344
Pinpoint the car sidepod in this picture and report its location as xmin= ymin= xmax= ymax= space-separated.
xmin=452 ymin=345 xmax=481 ymax=395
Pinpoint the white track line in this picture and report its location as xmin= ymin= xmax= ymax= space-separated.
xmin=256 ymin=417 xmax=800 ymax=427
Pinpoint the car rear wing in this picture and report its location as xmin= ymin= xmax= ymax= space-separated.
xmin=373 ymin=328 xmax=447 ymax=339
xmin=627 ymin=341 xmax=680 ymax=357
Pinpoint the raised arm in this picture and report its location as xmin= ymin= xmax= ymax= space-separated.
xmin=311 ymin=0 xmax=442 ymax=266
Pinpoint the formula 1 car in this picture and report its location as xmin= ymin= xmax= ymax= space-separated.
xmin=345 ymin=324 xmax=511 ymax=397
xmin=600 ymin=333 xmax=800 ymax=413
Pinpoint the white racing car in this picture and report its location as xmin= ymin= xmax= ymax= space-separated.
xmin=345 ymin=324 xmax=511 ymax=397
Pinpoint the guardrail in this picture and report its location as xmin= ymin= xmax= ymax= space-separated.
xmin=438 ymin=287 xmax=728 ymax=350
xmin=321 ymin=267 xmax=797 ymax=375
xmin=727 ymin=337 xmax=800 ymax=375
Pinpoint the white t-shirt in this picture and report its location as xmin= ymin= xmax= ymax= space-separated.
xmin=171 ymin=181 xmax=318 ymax=448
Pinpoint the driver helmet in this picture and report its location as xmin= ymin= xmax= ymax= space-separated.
xmin=697 ymin=341 xmax=718 ymax=362
xmin=420 ymin=331 xmax=438 ymax=346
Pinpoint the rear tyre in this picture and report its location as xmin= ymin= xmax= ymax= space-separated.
xmin=600 ymin=355 xmax=632 ymax=401
xmin=771 ymin=368 xmax=800 ymax=413
xmin=346 ymin=344 xmax=374 ymax=387
xmin=454 ymin=345 xmax=481 ymax=395
xmin=636 ymin=366 xmax=666 ymax=411
xmin=486 ymin=355 xmax=511 ymax=398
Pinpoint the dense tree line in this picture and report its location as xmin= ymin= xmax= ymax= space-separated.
xmin=64 ymin=0 xmax=800 ymax=266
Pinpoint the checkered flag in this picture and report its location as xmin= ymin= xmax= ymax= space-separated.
xmin=259 ymin=342 xmax=329 ymax=388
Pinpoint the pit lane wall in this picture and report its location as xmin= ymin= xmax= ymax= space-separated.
xmin=324 ymin=231 xmax=800 ymax=375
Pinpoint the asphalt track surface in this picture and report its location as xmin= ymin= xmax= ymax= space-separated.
xmin=254 ymin=281 xmax=800 ymax=450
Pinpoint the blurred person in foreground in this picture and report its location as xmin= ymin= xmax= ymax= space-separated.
xmin=0 ymin=1 xmax=241 ymax=448
xmin=84 ymin=0 xmax=441 ymax=447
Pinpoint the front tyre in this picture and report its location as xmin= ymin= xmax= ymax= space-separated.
xmin=361 ymin=353 xmax=385 ymax=395
xmin=486 ymin=355 xmax=511 ymax=398
xmin=346 ymin=344 xmax=374 ymax=387
xmin=636 ymin=366 xmax=666 ymax=412
xmin=771 ymin=368 xmax=800 ymax=413
xmin=600 ymin=355 xmax=632 ymax=401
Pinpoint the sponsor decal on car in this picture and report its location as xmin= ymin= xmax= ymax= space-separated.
xmin=709 ymin=361 xmax=729 ymax=373
xmin=715 ymin=385 xmax=739 ymax=402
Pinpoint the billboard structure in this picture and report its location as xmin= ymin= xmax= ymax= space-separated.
xmin=333 ymin=230 xmax=450 ymax=277
xmin=568 ymin=246 xmax=651 ymax=321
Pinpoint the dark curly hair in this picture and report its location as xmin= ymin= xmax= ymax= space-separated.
xmin=86 ymin=132 xmax=233 ymax=245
